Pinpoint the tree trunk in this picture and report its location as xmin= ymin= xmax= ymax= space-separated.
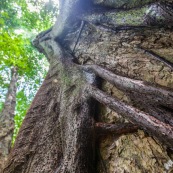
xmin=0 ymin=67 xmax=18 ymax=171
xmin=3 ymin=1 xmax=173 ymax=173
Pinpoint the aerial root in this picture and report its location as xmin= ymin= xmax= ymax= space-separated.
xmin=85 ymin=64 xmax=173 ymax=107
xmin=136 ymin=46 xmax=173 ymax=71
xmin=95 ymin=122 xmax=138 ymax=136
xmin=87 ymin=85 xmax=173 ymax=149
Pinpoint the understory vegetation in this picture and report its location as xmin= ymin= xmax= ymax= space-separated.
xmin=0 ymin=0 xmax=58 ymax=142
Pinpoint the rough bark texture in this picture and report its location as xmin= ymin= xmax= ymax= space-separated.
xmin=75 ymin=9 xmax=173 ymax=172
xmin=0 ymin=67 xmax=18 ymax=172
xmin=3 ymin=0 xmax=173 ymax=173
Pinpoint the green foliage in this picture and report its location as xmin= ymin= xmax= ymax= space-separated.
xmin=20 ymin=0 xmax=59 ymax=30
xmin=0 ymin=32 xmax=31 ymax=71
xmin=12 ymin=90 xmax=30 ymax=143
xmin=0 ymin=0 xmax=58 ymax=143
xmin=13 ymin=90 xmax=27 ymax=140
xmin=0 ymin=0 xmax=58 ymax=31
xmin=0 ymin=102 xmax=4 ymax=112
xmin=0 ymin=0 xmax=21 ymax=29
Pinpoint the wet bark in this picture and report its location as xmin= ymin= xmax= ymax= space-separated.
xmin=3 ymin=0 xmax=173 ymax=173
xmin=0 ymin=67 xmax=18 ymax=172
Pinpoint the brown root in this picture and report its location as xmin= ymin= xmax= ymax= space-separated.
xmin=88 ymin=85 xmax=173 ymax=149
xmin=95 ymin=122 xmax=138 ymax=136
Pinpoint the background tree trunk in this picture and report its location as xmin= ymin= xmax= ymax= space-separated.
xmin=3 ymin=1 xmax=173 ymax=173
xmin=0 ymin=67 xmax=18 ymax=171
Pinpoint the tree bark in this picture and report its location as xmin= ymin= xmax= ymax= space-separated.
xmin=3 ymin=0 xmax=173 ymax=173
xmin=0 ymin=67 xmax=18 ymax=172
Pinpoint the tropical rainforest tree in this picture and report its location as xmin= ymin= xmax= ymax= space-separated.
xmin=3 ymin=0 xmax=173 ymax=172
xmin=0 ymin=0 xmax=58 ymax=170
